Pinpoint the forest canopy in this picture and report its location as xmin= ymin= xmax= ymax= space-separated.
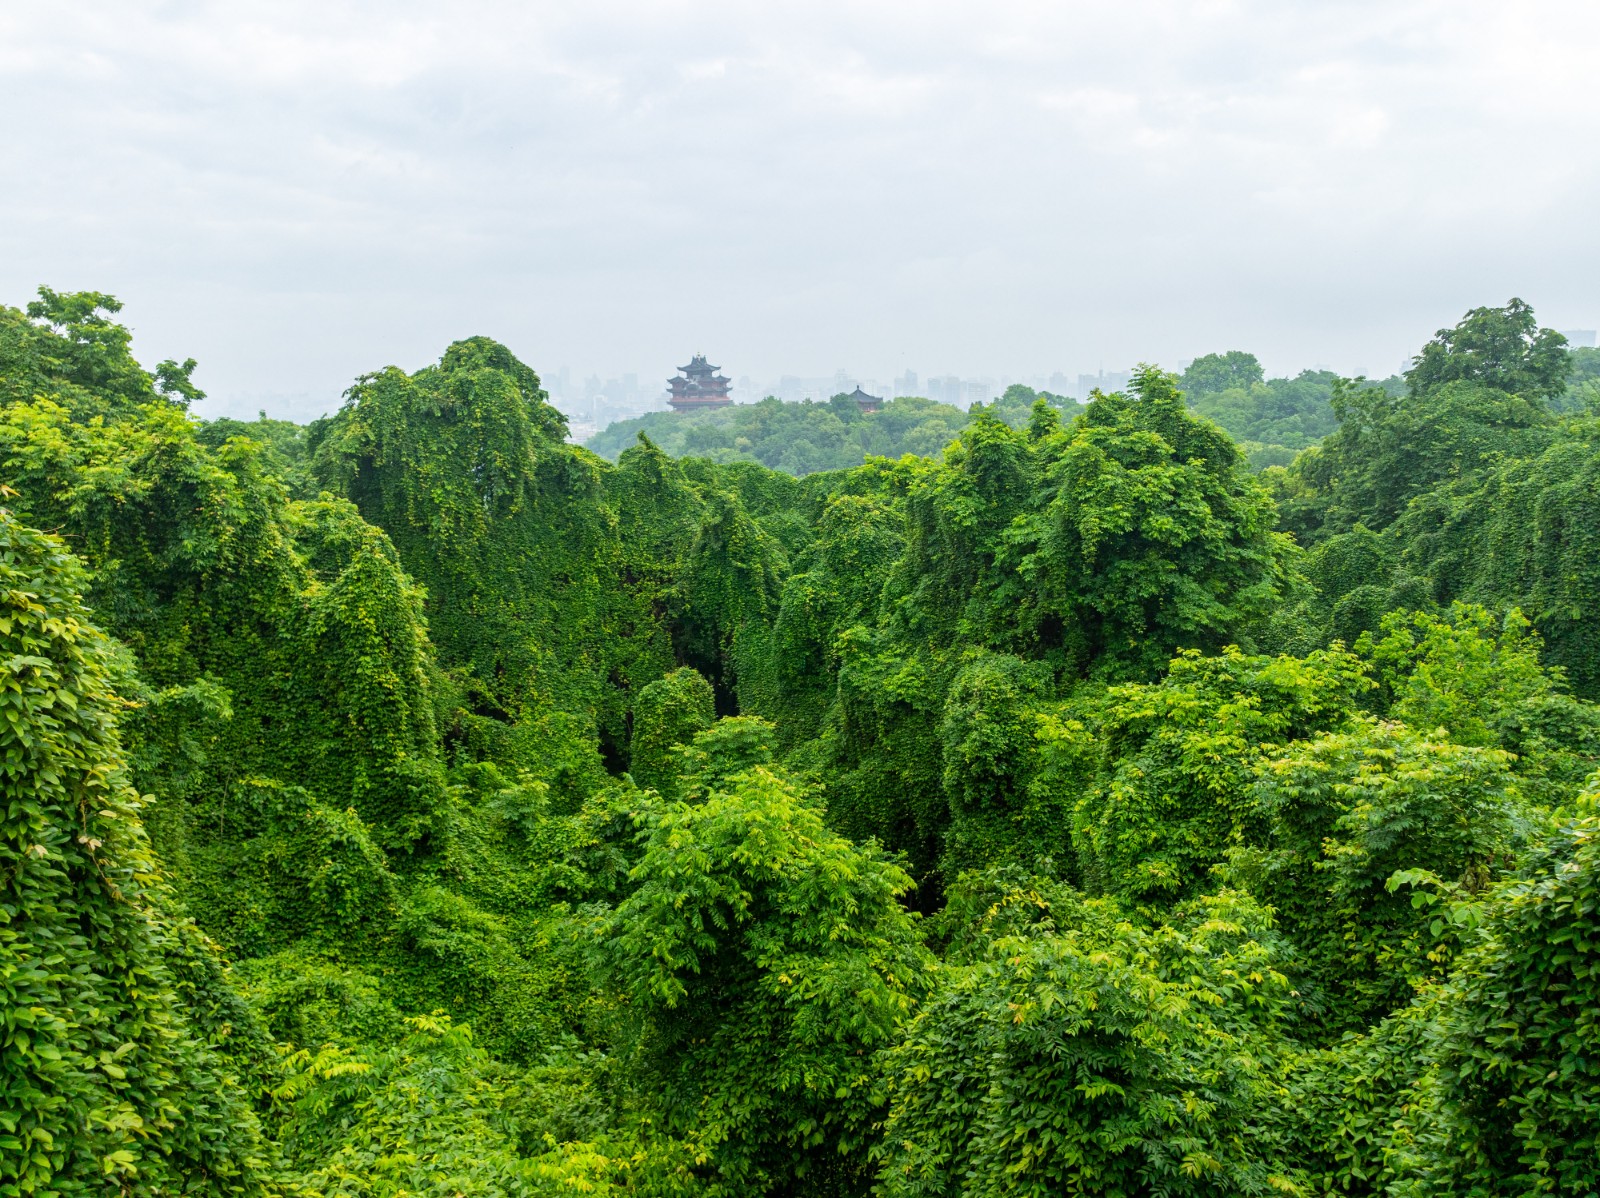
xmin=3 ymin=289 xmax=1598 ymax=1198
xmin=584 ymin=385 xmax=1078 ymax=474
xmin=585 ymin=361 xmax=1412 ymax=476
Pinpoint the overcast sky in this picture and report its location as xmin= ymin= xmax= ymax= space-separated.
xmin=3 ymin=0 xmax=1597 ymax=420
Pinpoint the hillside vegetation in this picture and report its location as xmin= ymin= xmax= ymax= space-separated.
xmin=584 ymin=386 xmax=1077 ymax=474
xmin=4 ymin=290 xmax=1598 ymax=1197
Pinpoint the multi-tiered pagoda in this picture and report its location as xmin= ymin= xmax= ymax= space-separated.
xmin=667 ymin=354 xmax=733 ymax=412
xmin=847 ymin=385 xmax=883 ymax=414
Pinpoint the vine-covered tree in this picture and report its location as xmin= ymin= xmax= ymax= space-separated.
xmin=5 ymin=284 xmax=1599 ymax=1197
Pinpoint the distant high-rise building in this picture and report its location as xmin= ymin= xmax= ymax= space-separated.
xmin=1048 ymin=371 xmax=1070 ymax=395
xmin=1078 ymin=369 xmax=1131 ymax=399
xmin=1562 ymin=329 xmax=1597 ymax=349
xmin=895 ymin=370 xmax=918 ymax=398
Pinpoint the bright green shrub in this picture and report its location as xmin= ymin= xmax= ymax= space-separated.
xmin=1013 ymin=366 xmax=1294 ymax=678
xmin=877 ymin=876 xmax=1299 ymax=1198
xmin=311 ymin=337 xmax=672 ymax=776
xmin=597 ymin=765 xmax=933 ymax=1197
xmin=1393 ymin=811 xmax=1600 ymax=1196
xmin=1359 ymin=604 xmax=1600 ymax=807
xmin=674 ymin=714 xmax=777 ymax=797
xmin=629 ymin=667 xmax=715 ymax=797
xmin=0 ymin=509 xmax=269 ymax=1195
xmin=0 ymin=397 xmax=449 ymax=849
xmin=1058 ymin=645 xmax=1370 ymax=905
xmin=272 ymin=1013 xmax=629 ymax=1197
xmin=1252 ymin=720 xmax=1520 ymax=1033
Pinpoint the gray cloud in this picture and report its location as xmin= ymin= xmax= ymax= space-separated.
xmin=3 ymin=0 xmax=1596 ymax=418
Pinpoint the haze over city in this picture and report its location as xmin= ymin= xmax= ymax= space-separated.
xmin=3 ymin=0 xmax=1597 ymax=424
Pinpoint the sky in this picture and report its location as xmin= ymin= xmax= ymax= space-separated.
xmin=2 ymin=0 xmax=1597 ymax=421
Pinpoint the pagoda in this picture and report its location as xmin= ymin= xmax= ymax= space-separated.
xmin=667 ymin=354 xmax=734 ymax=412
xmin=847 ymin=385 xmax=883 ymax=414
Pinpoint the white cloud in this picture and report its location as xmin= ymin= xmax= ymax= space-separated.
xmin=1 ymin=0 xmax=1596 ymax=416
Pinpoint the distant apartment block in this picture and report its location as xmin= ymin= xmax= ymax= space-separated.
xmin=1077 ymin=369 xmax=1131 ymax=399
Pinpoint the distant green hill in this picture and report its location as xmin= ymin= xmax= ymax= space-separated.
xmin=584 ymin=386 xmax=1078 ymax=475
xmin=1178 ymin=351 xmax=1407 ymax=468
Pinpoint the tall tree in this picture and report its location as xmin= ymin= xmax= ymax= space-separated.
xmin=1406 ymin=297 xmax=1570 ymax=400
xmin=1181 ymin=350 xmax=1265 ymax=396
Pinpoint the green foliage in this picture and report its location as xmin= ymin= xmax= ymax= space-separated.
xmin=1013 ymin=365 xmax=1294 ymax=677
xmin=1392 ymin=810 xmax=1600 ymax=1196
xmin=1176 ymin=355 xmax=1371 ymax=471
xmin=311 ymin=337 xmax=669 ymax=778
xmin=0 ymin=288 xmax=183 ymax=417
xmin=878 ymin=875 xmax=1299 ymax=1198
xmin=938 ymin=653 xmax=1052 ymax=873
xmin=0 ymin=509 xmax=268 ymax=1196
xmin=1252 ymin=720 xmax=1520 ymax=1032
xmin=0 ymin=396 xmax=448 ymax=849
xmin=1059 ymin=646 xmax=1371 ymax=906
xmin=675 ymin=488 xmax=786 ymax=709
xmin=629 ymin=667 xmax=716 ymax=797
xmin=779 ymin=372 xmax=1295 ymax=892
xmin=197 ymin=413 xmax=313 ymax=498
xmin=587 ymin=394 xmax=976 ymax=475
xmin=1285 ymin=807 xmax=1600 ymax=1196
xmin=272 ymin=1013 xmax=628 ymax=1197
xmin=674 ymin=714 xmax=777 ymax=796
xmin=1405 ymin=297 xmax=1571 ymax=401
xmin=752 ymin=492 xmax=904 ymax=744
xmin=1299 ymin=377 xmax=1555 ymax=537
xmin=1392 ymin=421 xmax=1600 ymax=697
xmin=1187 ymin=369 xmax=1352 ymax=454
xmin=597 ymin=764 xmax=933 ymax=1197
xmin=1182 ymin=350 xmax=1265 ymax=397
xmin=182 ymin=780 xmax=398 ymax=956
xmin=1566 ymin=345 xmax=1600 ymax=412
xmin=1360 ymin=604 xmax=1600 ymax=800
xmin=982 ymin=384 xmax=1082 ymax=431
xmin=10 ymin=284 xmax=1600 ymax=1196
xmin=1285 ymin=300 xmax=1566 ymax=540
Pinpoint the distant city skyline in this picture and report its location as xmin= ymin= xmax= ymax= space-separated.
xmin=547 ymin=361 xmax=1126 ymax=437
